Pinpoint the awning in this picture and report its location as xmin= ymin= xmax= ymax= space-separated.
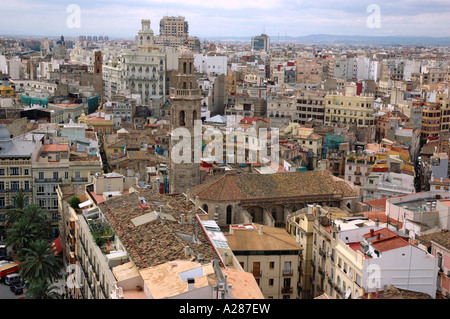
xmin=50 ymin=237 xmax=62 ymax=255
xmin=78 ymin=199 xmax=92 ymax=208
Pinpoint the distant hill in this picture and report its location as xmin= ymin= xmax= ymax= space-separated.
xmin=202 ymin=34 xmax=450 ymax=46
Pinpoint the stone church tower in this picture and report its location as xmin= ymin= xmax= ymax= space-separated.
xmin=169 ymin=47 xmax=202 ymax=194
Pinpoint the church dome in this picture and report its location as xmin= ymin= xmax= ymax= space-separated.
xmin=179 ymin=46 xmax=193 ymax=59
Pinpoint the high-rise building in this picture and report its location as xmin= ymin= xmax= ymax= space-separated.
xmin=159 ymin=16 xmax=189 ymax=38
xmin=251 ymin=34 xmax=270 ymax=52
xmin=153 ymin=16 xmax=200 ymax=52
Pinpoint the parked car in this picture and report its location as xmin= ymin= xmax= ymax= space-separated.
xmin=10 ymin=283 xmax=24 ymax=295
xmin=4 ymin=273 xmax=20 ymax=286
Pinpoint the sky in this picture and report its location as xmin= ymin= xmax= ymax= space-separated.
xmin=1 ymin=0 xmax=450 ymax=39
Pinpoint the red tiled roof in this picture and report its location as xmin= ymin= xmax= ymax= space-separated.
xmin=41 ymin=144 xmax=69 ymax=152
xmin=363 ymin=228 xmax=410 ymax=252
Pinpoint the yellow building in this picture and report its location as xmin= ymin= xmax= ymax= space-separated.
xmin=324 ymin=85 xmax=375 ymax=127
xmin=78 ymin=111 xmax=114 ymax=136
xmin=0 ymin=85 xmax=14 ymax=97
xmin=286 ymin=210 xmax=315 ymax=299
xmin=225 ymin=223 xmax=302 ymax=299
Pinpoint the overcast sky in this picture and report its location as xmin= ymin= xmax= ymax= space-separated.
xmin=1 ymin=0 xmax=450 ymax=38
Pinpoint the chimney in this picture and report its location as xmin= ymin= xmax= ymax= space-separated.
xmin=370 ymin=229 xmax=374 ymax=237
xmin=184 ymin=246 xmax=191 ymax=259
xmin=259 ymin=225 xmax=263 ymax=235
xmin=227 ymin=284 xmax=232 ymax=297
xmin=375 ymin=217 xmax=380 ymax=227
xmin=229 ymin=225 xmax=234 ymax=235
xmin=195 ymin=196 xmax=200 ymax=211
xmin=376 ymin=233 xmax=381 ymax=241
xmin=186 ymin=189 xmax=190 ymax=205
xmin=156 ymin=178 xmax=160 ymax=194
xmin=180 ymin=214 xmax=185 ymax=225
xmin=187 ymin=278 xmax=195 ymax=291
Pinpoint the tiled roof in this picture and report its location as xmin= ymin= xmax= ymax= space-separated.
xmin=364 ymin=228 xmax=410 ymax=252
xmin=225 ymin=223 xmax=302 ymax=251
xmin=99 ymin=189 xmax=218 ymax=270
xmin=429 ymin=230 xmax=450 ymax=250
xmin=190 ymin=170 xmax=358 ymax=202
xmin=41 ymin=144 xmax=69 ymax=152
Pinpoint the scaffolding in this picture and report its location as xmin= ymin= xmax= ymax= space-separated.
xmin=323 ymin=134 xmax=344 ymax=159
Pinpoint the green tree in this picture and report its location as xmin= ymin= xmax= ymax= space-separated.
xmin=68 ymin=196 xmax=81 ymax=210
xmin=4 ymin=189 xmax=29 ymax=227
xmin=25 ymin=278 xmax=62 ymax=299
xmin=4 ymin=204 xmax=51 ymax=256
xmin=19 ymin=239 xmax=62 ymax=283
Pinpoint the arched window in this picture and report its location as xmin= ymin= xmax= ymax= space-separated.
xmin=179 ymin=110 xmax=186 ymax=127
xmin=193 ymin=110 xmax=197 ymax=125
xmin=249 ymin=209 xmax=255 ymax=222
xmin=226 ymin=205 xmax=232 ymax=224
xmin=271 ymin=208 xmax=277 ymax=221
xmin=202 ymin=204 xmax=208 ymax=213
xmin=183 ymin=62 xmax=187 ymax=74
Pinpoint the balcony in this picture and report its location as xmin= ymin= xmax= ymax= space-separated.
xmin=35 ymin=178 xmax=62 ymax=183
xmin=71 ymin=177 xmax=89 ymax=183
xmin=170 ymin=88 xmax=201 ymax=98
xmin=283 ymin=270 xmax=293 ymax=277
xmin=281 ymin=286 xmax=293 ymax=294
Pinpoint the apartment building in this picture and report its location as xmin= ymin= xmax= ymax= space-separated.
xmin=415 ymin=100 xmax=441 ymax=141
xmin=295 ymin=90 xmax=326 ymax=125
xmin=267 ymin=95 xmax=295 ymax=119
xmin=296 ymin=57 xmax=324 ymax=85
xmin=225 ymin=223 xmax=301 ymax=299
xmin=153 ymin=16 xmax=200 ymax=52
xmin=30 ymin=128 xmax=102 ymax=217
xmin=324 ymin=84 xmax=375 ymax=127
xmin=0 ymin=125 xmax=40 ymax=234
xmin=251 ymin=34 xmax=270 ymax=52
xmin=345 ymin=153 xmax=376 ymax=187
xmin=313 ymin=212 xmax=438 ymax=299
xmin=286 ymin=207 xmax=315 ymax=299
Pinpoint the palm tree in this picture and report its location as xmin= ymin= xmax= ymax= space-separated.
xmin=21 ymin=204 xmax=52 ymax=237
xmin=19 ymin=239 xmax=62 ymax=283
xmin=25 ymin=278 xmax=62 ymax=299
xmin=4 ymin=189 xmax=29 ymax=227
xmin=4 ymin=218 xmax=44 ymax=254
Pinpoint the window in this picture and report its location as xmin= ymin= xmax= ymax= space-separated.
xmin=0 ymin=197 xmax=5 ymax=208
xmin=0 ymin=169 xmax=4 ymax=176
xmin=10 ymin=181 xmax=19 ymax=191
xmin=269 ymin=261 xmax=275 ymax=269
xmin=24 ymin=168 xmax=29 ymax=175
xmin=24 ymin=181 xmax=30 ymax=190
xmin=284 ymin=261 xmax=292 ymax=275
xmin=10 ymin=167 xmax=19 ymax=176
xmin=269 ymin=279 xmax=274 ymax=286
xmin=0 ymin=182 xmax=4 ymax=191
xmin=355 ymin=274 xmax=362 ymax=287
xmin=38 ymin=172 xmax=44 ymax=179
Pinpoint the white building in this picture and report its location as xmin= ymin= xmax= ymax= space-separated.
xmin=194 ymin=54 xmax=228 ymax=75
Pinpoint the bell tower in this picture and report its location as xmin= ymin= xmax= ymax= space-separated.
xmin=137 ymin=19 xmax=155 ymax=47
xmin=169 ymin=47 xmax=202 ymax=194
